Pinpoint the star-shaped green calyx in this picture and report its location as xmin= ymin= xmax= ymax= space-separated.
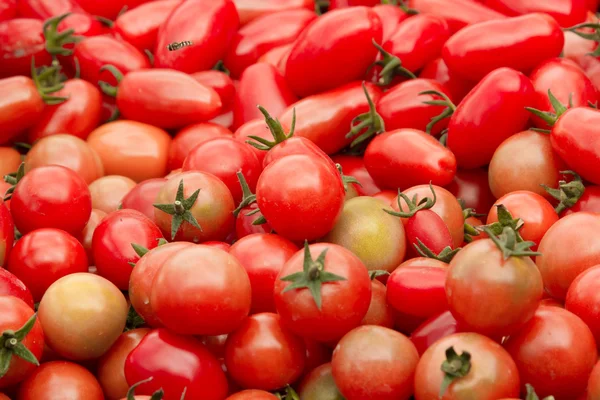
xmin=153 ymin=179 xmax=202 ymax=241
xmin=280 ymin=242 xmax=346 ymax=310
xmin=439 ymin=346 xmax=471 ymax=397
xmin=0 ymin=313 xmax=40 ymax=378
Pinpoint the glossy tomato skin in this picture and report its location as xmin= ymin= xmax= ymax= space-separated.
xmin=587 ymin=360 xmax=600 ymax=399
xmin=444 ymin=168 xmax=495 ymax=214
xmin=168 ymin=123 xmax=232 ymax=171
xmin=415 ymin=332 xmax=519 ymax=399
xmin=233 ymin=0 xmax=313 ymax=25
xmin=28 ymin=78 xmax=102 ymax=142
xmin=274 ymin=243 xmax=372 ymax=343
xmin=233 ymin=119 xmax=271 ymax=164
xmin=229 ymin=233 xmax=299 ymax=314
xmin=232 ymin=63 xmax=297 ymax=130
xmin=17 ymin=361 xmax=103 ymax=400
xmin=420 ymin=57 xmax=475 ymax=103
xmin=114 ymin=0 xmax=182 ymax=52
xmin=365 ymin=128 xmax=456 ymax=190
xmin=8 ymin=228 xmax=88 ymax=302
xmin=563 ymin=185 xmax=600 ymax=216
xmin=0 ymin=0 xmax=16 ymax=21
xmin=443 ymin=13 xmax=564 ymax=81
xmin=0 ymin=268 xmax=34 ymax=309
xmin=551 ymin=107 xmax=600 ymax=185
xmin=155 ymin=0 xmax=239 ymax=73
xmin=503 ymin=306 xmax=597 ymax=399
xmin=116 ymin=69 xmax=222 ymax=129
xmin=235 ymin=204 xmax=272 ymax=240
xmin=0 ymin=296 xmax=44 ymax=389
xmin=191 ymin=71 xmax=236 ymax=111
xmin=278 ymin=82 xmax=382 ymax=155
xmin=483 ymin=0 xmax=587 ymax=27
xmin=0 ymin=76 xmax=44 ymax=145
xmin=92 ymin=209 xmax=163 ymax=290
xmin=406 ymin=197 xmax=453 ymax=255
xmin=16 ymin=0 xmax=80 ymax=21
xmin=125 ymin=328 xmax=229 ymax=400
xmin=120 ymin=178 xmax=166 ymax=220
xmin=150 ymin=245 xmax=252 ymax=335
xmin=0 ymin=19 xmax=51 ymax=79
xmin=446 ymin=67 xmax=535 ymax=169
xmin=89 ymin=175 xmax=136 ymax=214
xmin=0 ymin=201 xmax=13 ymax=268
xmin=262 ymin=136 xmax=335 ymax=171
xmin=256 ymin=154 xmax=345 ymax=242
xmin=409 ymin=0 xmax=506 ymax=33
xmin=566 ymin=265 xmax=600 ymax=346
xmin=410 ymin=310 xmax=460 ymax=356
xmin=536 ymin=212 xmax=600 ymax=299
xmin=372 ymin=4 xmax=410 ymax=42
xmin=285 ymin=7 xmax=382 ymax=97
xmin=11 ymin=165 xmax=92 ymax=236
xmin=361 ymin=279 xmax=395 ymax=328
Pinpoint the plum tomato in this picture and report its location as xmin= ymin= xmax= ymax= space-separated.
xmin=410 ymin=310 xmax=461 ymax=356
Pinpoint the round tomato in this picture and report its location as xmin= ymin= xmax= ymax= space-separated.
xmin=226 ymin=390 xmax=278 ymax=400
xmin=0 ymin=268 xmax=34 ymax=309
xmin=77 ymin=209 xmax=106 ymax=266
xmin=120 ymin=178 xmax=167 ymax=221
xmin=361 ymin=278 xmax=395 ymax=328
xmin=168 ymin=123 xmax=233 ymax=171
xmin=88 ymin=175 xmax=137 ymax=214
xmin=0 ymin=147 xmax=20 ymax=178
xmin=0 ymin=201 xmax=13 ymax=267
xmin=565 ymin=265 xmax=600 ymax=348
xmin=298 ymin=363 xmax=343 ymax=400
xmin=410 ymin=311 xmax=461 ymax=356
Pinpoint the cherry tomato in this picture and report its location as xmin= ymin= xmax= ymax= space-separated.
xmin=566 ymin=265 xmax=600 ymax=347
xmin=331 ymin=155 xmax=380 ymax=196
xmin=587 ymin=360 xmax=600 ymax=400
xmin=563 ymin=184 xmax=600 ymax=216
xmin=420 ymin=57 xmax=476 ymax=103
xmin=0 ymin=147 xmax=20 ymax=179
xmin=0 ymin=201 xmax=13 ymax=268
xmin=168 ymin=123 xmax=232 ymax=171
xmin=445 ymin=168 xmax=495 ymax=214
xmin=483 ymin=0 xmax=587 ymax=27
xmin=11 ymin=165 xmax=91 ymax=236
xmin=0 ymin=269 xmax=34 ymax=309
xmin=410 ymin=311 xmax=461 ymax=356
xmin=233 ymin=0 xmax=313 ymax=26
xmin=409 ymin=0 xmax=506 ymax=33
xmin=503 ymin=306 xmax=597 ymax=398
xmin=0 ymin=19 xmax=51 ymax=79
xmin=235 ymin=203 xmax=272 ymax=240
xmin=121 ymin=178 xmax=166 ymax=220
xmin=78 ymin=208 xmax=106 ymax=266
xmin=298 ymin=363 xmax=343 ymax=400
xmin=361 ymin=278 xmax=394 ymax=328
xmin=87 ymin=121 xmax=171 ymax=182
xmin=190 ymin=70 xmax=236 ymax=111
xmin=332 ymin=325 xmax=419 ymax=400
xmin=88 ymin=175 xmax=136 ymax=214
xmin=124 ymin=328 xmax=229 ymax=400
xmin=0 ymin=76 xmax=45 ymax=145
xmin=0 ymin=0 xmax=16 ymax=22
xmin=233 ymin=119 xmax=271 ymax=165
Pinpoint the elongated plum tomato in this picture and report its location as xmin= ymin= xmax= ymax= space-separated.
xmin=124 ymin=329 xmax=228 ymax=400
xmin=298 ymin=362 xmax=344 ymax=400
xmin=10 ymin=165 xmax=92 ymax=236
xmin=414 ymin=332 xmax=520 ymax=398
xmin=410 ymin=311 xmax=461 ymax=356
xmin=92 ymin=209 xmax=164 ymax=290
xmin=234 ymin=0 xmax=313 ymax=26
xmin=256 ymin=154 xmax=345 ymax=242
xmin=332 ymin=325 xmax=419 ymax=400
xmin=150 ymin=245 xmax=252 ymax=335
xmin=483 ymin=0 xmax=587 ymax=28
xmin=0 ymin=19 xmax=52 ymax=79
xmin=168 ymin=123 xmax=232 ymax=171
xmin=38 ymin=273 xmax=128 ymax=361
xmin=273 ymin=243 xmax=372 ymax=343
xmin=0 ymin=202 xmax=13 ymax=267
xmin=324 ymin=196 xmax=406 ymax=273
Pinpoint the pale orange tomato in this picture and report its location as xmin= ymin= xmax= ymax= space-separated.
xmin=88 ymin=175 xmax=136 ymax=214
xmin=77 ymin=209 xmax=107 ymax=266
xmin=0 ymin=147 xmax=21 ymax=178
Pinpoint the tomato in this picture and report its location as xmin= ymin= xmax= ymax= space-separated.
xmin=56 ymin=12 xmax=106 ymax=38
xmin=443 ymin=13 xmax=563 ymax=81
xmin=235 ymin=203 xmax=272 ymax=240
xmin=232 ymin=63 xmax=297 ymax=130
xmin=102 ymin=69 xmax=222 ymax=129
xmin=285 ymin=7 xmax=382 ymax=97
xmin=409 ymin=0 xmax=506 ymax=33
xmin=233 ymin=0 xmax=313 ymax=26
xmin=258 ymin=44 xmax=293 ymax=70
xmin=0 ymin=19 xmax=51 ymax=79
xmin=415 ymin=332 xmax=519 ymax=399
xmin=551 ymin=107 xmax=600 ymax=185
xmin=0 ymin=147 xmax=20 ymax=179
xmin=0 ymin=0 xmax=16 ymax=22
xmin=233 ymin=119 xmax=271 ymax=164
xmin=410 ymin=311 xmax=461 ymax=356
xmin=361 ymin=278 xmax=394 ymax=328
xmin=324 ymin=196 xmax=406 ymax=273
xmin=298 ymin=363 xmax=343 ymax=400
xmin=97 ymin=328 xmax=150 ymax=400
xmin=114 ymin=0 xmax=182 ymax=52
xmin=0 ymin=269 xmax=34 ymax=309
xmin=225 ymin=9 xmax=316 ymax=78
xmin=73 ymin=36 xmax=150 ymax=87
xmin=488 ymin=130 xmax=566 ymax=199
xmin=0 ymin=201 xmax=13 ymax=268
xmin=125 ymin=328 xmax=228 ymax=400
xmin=587 ymin=360 xmax=600 ymax=400
xmin=153 ymin=171 xmax=235 ymax=242
xmin=446 ymin=68 xmax=535 ymax=169
xmin=25 ymin=134 xmax=104 ymax=185
xmin=17 ymin=361 xmax=103 ymax=400
xmin=8 ymin=228 xmax=87 ymax=302
xmin=536 ymin=212 xmax=600 ymax=299
xmin=88 ymin=175 xmax=136 ymax=214
xmin=504 ymin=306 xmax=597 ymax=398
xmin=0 ymin=296 xmax=44 ymax=389
xmin=121 ymin=178 xmax=166 ymax=220
xmin=191 ymin=70 xmax=236 ymax=111
xmin=93 ymin=209 xmax=163 ymax=290
xmin=273 ymin=243 xmax=371 ymax=342
xmin=444 ymin=168 xmax=495 ymax=215
xmin=150 ymin=245 xmax=251 ymax=335
xmin=330 ymin=155 xmax=380 ymax=196
xmin=229 ymin=233 xmax=299 ymax=314
xmin=10 ymin=165 xmax=91 ymax=236
xmin=0 ymin=76 xmax=45 ymax=145
xmin=78 ymin=208 xmax=106 ymax=266
xmin=154 ymin=0 xmax=239 ymax=73
xmin=483 ymin=0 xmax=587 ymax=27
xmin=168 ymin=123 xmax=232 ymax=171
xmin=87 ymin=121 xmax=171 ymax=182
xmin=563 ymin=184 xmax=600 ymax=216
xmin=38 ymin=273 xmax=128 ymax=360
xmin=487 ymin=191 xmax=558 ymax=248
xmin=566 ymin=265 xmax=600 ymax=347
xmin=372 ymin=4 xmax=411 ymax=42
xmin=420 ymin=58 xmax=476 ymax=103
xmin=182 ymin=137 xmax=262 ymax=203
xmin=332 ymin=325 xmax=418 ymax=400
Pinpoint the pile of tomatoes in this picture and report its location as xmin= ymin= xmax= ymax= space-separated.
xmin=3 ymin=0 xmax=600 ymax=399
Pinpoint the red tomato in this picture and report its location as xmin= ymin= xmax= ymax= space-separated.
xmin=298 ymin=363 xmax=343 ymax=400
xmin=190 ymin=70 xmax=236 ymax=111
xmin=154 ymin=0 xmax=239 ymax=73
xmin=361 ymin=279 xmax=394 ymax=328
xmin=121 ymin=178 xmax=166 ymax=220
xmin=150 ymin=245 xmax=251 ymax=335
xmin=566 ymin=265 xmax=600 ymax=346
xmin=78 ymin=208 xmax=106 ymax=266
xmin=233 ymin=0 xmax=313 ymax=26
xmin=0 ymin=296 xmax=44 ymax=389
xmin=0 ymin=19 xmax=51 ymax=79
xmin=285 ymin=7 xmax=382 ymax=97
xmin=409 ymin=0 xmax=506 ymax=33
xmin=89 ymin=175 xmax=136 ymax=214
xmin=17 ymin=361 xmax=103 ymax=400
xmin=233 ymin=119 xmax=271 ymax=164
xmin=446 ymin=68 xmax=536 ymax=169
xmin=0 ymin=76 xmax=45 ymax=145
xmin=203 ymin=241 xmax=231 ymax=252
xmin=483 ymin=0 xmax=587 ymax=27
xmin=536 ymin=212 xmax=600 ymax=299
xmin=225 ymin=313 xmax=305 ymax=390
xmin=372 ymin=4 xmax=411 ymax=42
xmin=332 ymin=325 xmax=419 ymax=400
xmin=504 ymin=306 xmax=597 ymax=398
xmin=10 ymin=165 xmax=91 ymax=236
xmin=258 ymin=44 xmax=293 ymax=70
xmin=16 ymin=0 xmax=78 ymax=22
xmin=0 ymin=0 xmax=16 ymax=22
xmin=371 ymin=190 xmax=397 ymax=205
xmin=331 ymin=155 xmax=380 ymax=196
xmin=415 ymin=332 xmax=519 ymax=398
xmin=168 ymin=123 xmax=232 ymax=171
xmin=76 ymin=0 xmax=153 ymax=20
xmin=410 ymin=310 xmax=460 ymax=356
xmin=256 ymin=154 xmax=345 ymax=241
xmin=0 ymin=147 xmax=20 ymax=179
xmin=442 ymin=13 xmax=564 ymax=81
xmin=56 ymin=12 xmax=107 ymax=38
xmin=273 ymin=243 xmax=372 ymax=342
xmin=229 ymin=233 xmax=299 ymax=314
xmin=405 ymin=209 xmax=454 ymax=257
xmin=587 ymin=360 xmax=600 ymax=400
xmin=420 ymin=58 xmax=476 ymax=103
xmin=114 ymin=0 xmax=182 ymax=52
xmin=563 ymin=184 xmax=600 ymax=216
xmin=235 ymin=203 xmax=272 ymax=240
xmin=8 ymin=228 xmax=87 ymax=302
xmin=0 ymin=269 xmax=34 ymax=309
xmin=0 ymin=201 xmax=13 ymax=268
xmin=445 ymin=168 xmax=495 ymax=214
xmin=125 ymin=329 xmax=229 ymax=400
